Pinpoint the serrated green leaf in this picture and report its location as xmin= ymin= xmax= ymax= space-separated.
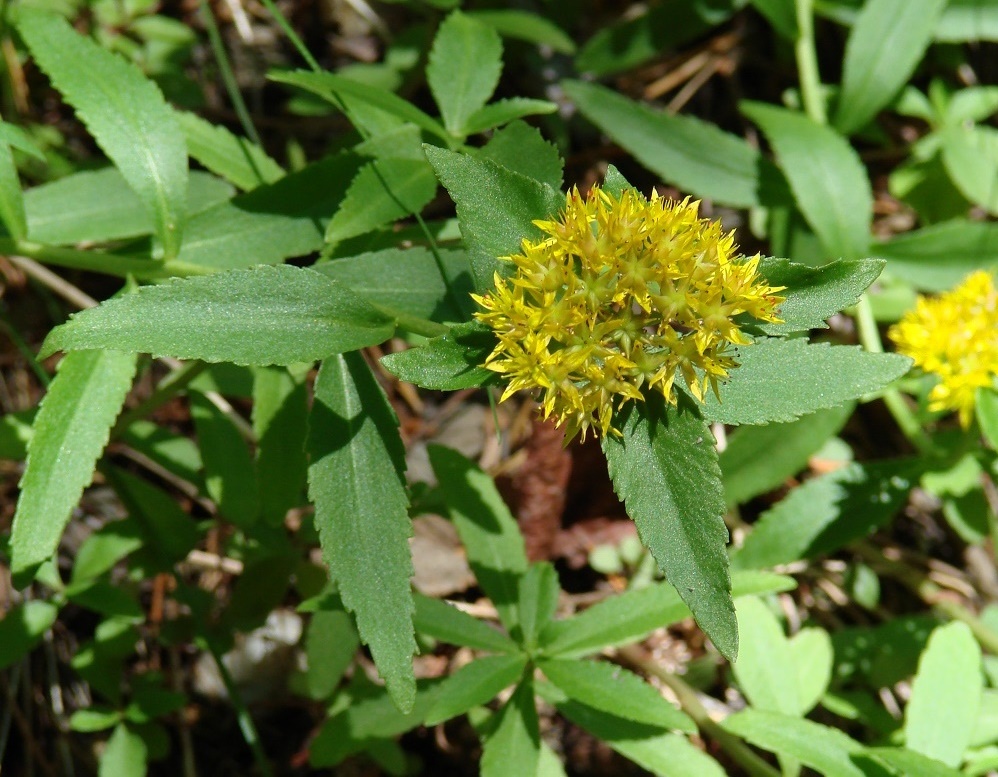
xmin=176 ymin=111 xmax=284 ymax=191
xmin=722 ymin=710 xmax=865 ymax=777
xmin=424 ymin=145 xmax=563 ymax=291
xmin=733 ymin=597 xmax=801 ymax=715
xmin=742 ymin=101 xmax=872 ymax=260
xmin=873 ymin=220 xmax=998 ymax=291
xmin=252 ymin=366 xmax=308 ymax=526
xmin=42 ymin=265 xmax=396 ymax=365
xmin=99 ymin=723 xmax=147 ymax=777
xmin=425 ymin=654 xmax=527 ymax=726
xmin=721 ymin=403 xmax=853 ymax=506
xmin=428 ymin=445 xmax=528 ymax=633
xmin=18 ymin=10 xmax=187 ymax=259
xmin=428 ymin=11 xmax=502 ymax=137
xmin=834 ymin=0 xmax=947 ymax=134
xmin=759 ymin=258 xmax=884 ymax=334
xmin=540 ymin=658 xmax=694 ymax=732
xmin=0 ymin=600 xmax=59 ymax=669
xmin=381 ymin=321 xmax=495 ymax=390
xmin=0 ymin=129 xmax=25 ymax=239
xmin=475 ymin=120 xmax=564 ymax=191
xmin=462 ymin=98 xmax=558 ymax=137
xmin=602 ymin=394 xmax=736 ymax=660
xmin=412 ymin=593 xmax=519 ymax=653
xmin=701 ymin=339 xmax=911 ymax=425
xmin=10 ymin=349 xmax=136 ymax=584
xmin=904 ymin=622 xmax=982 ymax=767
xmin=565 ymin=80 xmax=790 ymax=208
xmin=307 ymin=353 xmax=416 ymax=712
xmin=863 ymin=747 xmax=963 ymax=777
xmin=480 ymin=679 xmax=540 ymax=777
xmin=941 ymin=125 xmax=998 ymax=214
xmin=467 ymin=10 xmax=575 ymax=53
xmin=732 ymin=459 xmax=919 ymax=569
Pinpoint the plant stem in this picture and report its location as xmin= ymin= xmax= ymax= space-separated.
xmin=257 ymin=0 xmax=322 ymax=72
xmin=1 ymin=239 xmax=213 ymax=279
xmin=617 ymin=645 xmax=782 ymax=777
xmin=794 ymin=0 xmax=826 ymax=125
xmin=372 ymin=304 xmax=449 ymax=339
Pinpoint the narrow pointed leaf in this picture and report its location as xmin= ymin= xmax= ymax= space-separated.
xmin=467 ymin=10 xmax=575 ymax=54
xmin=462 ymin=98 xmax=558 ymax=136
xmin=480 ymin=679 xmax=540 ymax=777
xmin=425 ymin=654 xmax=527 ymax=726
xmin=872 ymin=220 xmax=998 ymax=292
xmin=177 ymin=111 xmax=284 ymax=191
xmin=412 ymin=593 xmax=518 ymax=653
xmin=252 ymin=366 xmax=308 ymax=525
xmin=0 ymin=128 xmax=25 ymax=239
xmin=307 ymin=353 xmax=416 ymax=711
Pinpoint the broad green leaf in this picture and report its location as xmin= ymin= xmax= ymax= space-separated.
xmin=863 ymin=748 xmax=963 ymax=777
xmin=424 ymin=145 xmax=563 ymax=291
xmin=69 ymin=708 xmax=121 ymax=732
xmin=565 ymin=80 xmax=789 ymax=208
xmin=475 ymin=120 xmax=564 ymax=191
xmin=18 ymin=10 xmax=187 ymax=259
xmin=554 ymin=698 xmax=725 ymax=777
xmin=425 ymin=654 xmax=527 ymax=726
xmin=71 ymin=519 xmax=145 ymax=583
xmin=0 ymin=600 xmax=59 ymax=669
xmin=412 ymin=593 xmax=518 ymax=653
xmin=270 ymin=70 xmax=449 ymax=144
xmin=742 ymin=101 xmax=872 ymax=260
xmin=758 ymin=258 xmax=885 ymax=334
xmin=934 ymin=0 xmax=998 ymax=42
xmin=189 ymin=391 xmax=259 ymax=527
xmin=0 ymin=127 xmax=25 ymax=239
xmin=941 ymin=125 xmax=998 ymax=214
xmin=602 ymin=395 xmax=736 ymax=660
xmin=873 ymin=220 xmax=998 ymax=291
xmin=325 ymin=158 xmax=437 ymax=244
xmin=42 ymin=265 xmax=396 ymax=365
xmin=720 ymin=403 xmax=853 ymax=506
xmin=733 ymin=597 xmax=801 ymax=715
xmin=428 ymin=444 xmax=528 ymax=633
xmin=517 ymin=563 xmax=559 ymax=650
xmin=25 ymin=169 xmax=231 ymax=246
xmin=834 ymin=0 xmax=947 ymax=134
xmin=467 ymin=10 xmax=575 ymax=53
xmin=381 ymin=321 xmax=495 ymax=390
xmin=701 ymin=339 xmax=912 ymax=425
xmin=732 ymin=459 xmax=919 ymax=569
xmin=307 ymin=353 xmax=416 ymax=712
xmin=99 ymin=724 xmax=147 ymax=777
xmin=480 ymin=679 xmax=540 ymax=777
xmin=176 ymin=153 xmax=364 ymax=269
xmin=540 ymin=571 xmax=795 ymax=658
xmin=10 ymin=349 xmax=136 ymax=584
xmin=176 ymin=111 xmax=284 ymax=191
xmin=539 ymin=658 xmax=695 ymax=732
xmin=252 ymin=366 xmax=308 ymax=525
xmin=303 ymin=606 xmax=359 ymax=700
xmin=428 ymin=11 xmax=502 ymax=137
xmin=904 ymin=621 xmax=982 ymax=767
xmin=789 ymin=627 xmax=834 ymax=714
xmin=462 ymin=98 xmax=559 ymax=136
xmin=722 ymin=710 xmax=865 ymax=777
xmin=317 ymin=247 xmax=474 ymax=324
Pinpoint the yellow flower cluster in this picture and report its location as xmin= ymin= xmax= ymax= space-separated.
xmin=473 ymin=186 xmax=785 ymax=440
xmin=889 ymin=270 xmax=998 ymax=427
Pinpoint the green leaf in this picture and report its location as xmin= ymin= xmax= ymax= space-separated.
xmin=307 ymin=353 xmax=416 ymax=712
xmin=834 ymin=0 xmax=947 ymax=134
xmin=873 ymin=220 xmax=998 ymax=291
xmin=564 ymin=80 xmax=789 ymax=208
xmin=175 ymin=153 xmax=364 ymax=270
xmin=0 ymin=409 xmax=33 ymax=460
xmin=18 ymin=10 xmax=187 ymax=259
xmin=98 ymin=724 xmax=148 ymax=777
xmin=317 ymin=247 xmax=474 ymax=324
xmin=119 ymin=420 xmax=203 ymax=487
xmin=467 ymin=10 xmax=575 ymax=54
xmin=303 ymin=606 xmax=359 ymax=700
xmin=863 ymin=748 xmax=963 ymax=777
xmin=553 ymin=698 xmax=725 ymax=777
xmin=941 ymin=125 xmax=998 ymax=214
xmin=602 ymin=394 xmax=736 ymax=660
xmin=475 ymin=120 xmax=564 ymax=191
xmin=904 ymin=621 xmax=982 ymax=767
xmin=722 ymin=710 xmax=865 ymax=777
xmin=749 ymin=0 xmax=798 ymax=38
xmin=732 ymin=459 xmax=918 ymax=569
xmin=758 ymin=258 xmax=884 ymax=334
xmin=721 ymin=403 xmax=853 ymax=506
xmin=428 ymin=444 xmax=528 ymax=633
xmin=0 ymin=128 xmax=25 ymax=239
xmin=462 ymin=98 xmax=559 ymax=137
xmin=540 ymin=571 xmax=794 ymax=659
xmin=788 ymin=627 xmax=834 ymax=714
xmin=71 ymin=519 xmax=145 ymax=583
xmin=742 ymin=101 xmax=872 ymax=260
xmin=69 ymin=707 xmax=122 ymax=732
xmin=176 ymin=111 xmax=284 ymax=191
xmin=424 ymin=145 xmax=563 ymax=291
xmin=42 ymin=265 xmax=396 ymax=365
xmin=480 ymin=679 xmax=540 ymax=777
xmin=10 ymin=349 xmax=136 ymax=584
xmin=701 ymin=339 xmax=912 ymax=425
xmin=428 ymin=11 xmax=503 ymax=137
xmin=381 ymin=321 xmax=495 ymax=390
xmin=978 ymin=388 xmax=998 ymax=450
xmin=190 ymin=391 xmax=259 ymax=527
xmin=0 ymin=601 xmax=59 ymax=669
xmin=25 ymin=169 xmax=231 ymax=246
xmin=733 ymin=597 xmax=801 ymax=715
xmin=412 ymin=593 xmax=519 ymax=653
xmin=540 ymin=658 xmax=695 ymax=732
xmin=252 ymin=366 xmax=308 ymax=525
xmin=425 ymin=654 xmax=528 ymax=726
xmin=517 ymin=563 xmax=559 ymax=650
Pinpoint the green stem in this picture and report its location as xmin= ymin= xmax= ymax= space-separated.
xmin=372 ymin=304 xmax=448 ymax=339
xmin=112 ymin=361 xmax=210 ymax=438
xmin=794 ymin=0 xmax=826 ymax=125
xmin=257 ymin=0 xmax=322 ymax=72
xmin=1 ymin=239 xmax=213 ymax=279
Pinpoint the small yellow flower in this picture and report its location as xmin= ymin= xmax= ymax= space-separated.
xmin=889 ymin=270 xmax=998 ymax=427
xmin=472 ymin=186 xmax=785 ymax=440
